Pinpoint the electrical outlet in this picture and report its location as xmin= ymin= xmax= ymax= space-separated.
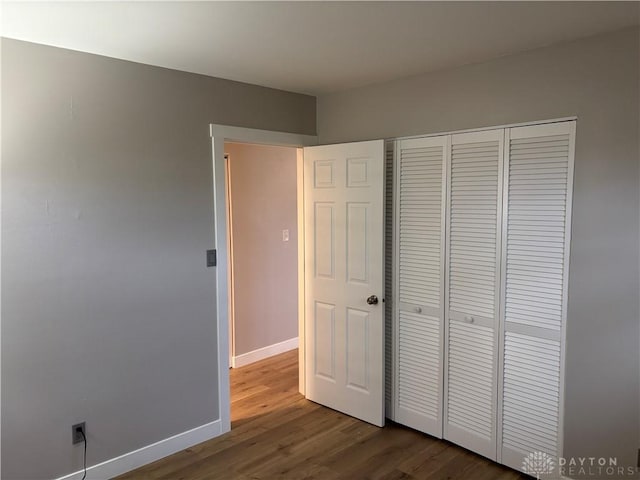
xmin=72 ymin=422 xmax=86 ymax=445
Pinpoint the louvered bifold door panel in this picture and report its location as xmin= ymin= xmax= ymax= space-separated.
xmin=444 ymin=129 xmax=503 ymax=461
xmin=384 ymin=140 xmax=395 ymax=420
xmin=500 ymin=121 xmax=575 ymax=472
xmin=394 ymin=136 xmax=446 ymax=437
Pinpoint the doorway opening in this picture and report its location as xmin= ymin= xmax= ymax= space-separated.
xmin=224 ymin=141 xmax=304 ymax=423
xmin=210 ymin=124 xmax=316 ymax=433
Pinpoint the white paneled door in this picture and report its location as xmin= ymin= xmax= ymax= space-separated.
xmin=304 ymin=140 xmax=385 ymax=427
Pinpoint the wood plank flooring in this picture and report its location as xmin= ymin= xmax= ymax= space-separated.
xmin=115 ymin=350 xmax=526 ymax=480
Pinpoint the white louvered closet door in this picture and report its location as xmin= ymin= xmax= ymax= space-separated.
xmin=499 ymin=121 xmax=575 ymax=471
xmin=394 ymin=136 xmax=447 ymax=437
xmin=444 ymin=129 xmax=504 ymax=460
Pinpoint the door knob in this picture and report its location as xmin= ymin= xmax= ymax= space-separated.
xmin=366 ymin=295 xmax=379 ymax=305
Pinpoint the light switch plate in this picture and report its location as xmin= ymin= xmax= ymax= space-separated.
xmin=206 ymin=249 xmax=217 ymax=267
xmin=282 ymin=229 xmax=289 ymax=242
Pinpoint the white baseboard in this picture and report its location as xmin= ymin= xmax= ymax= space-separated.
xmin=232 ymin=337 xmax=298 ymax=368
xmin=55 ymin=419 xmax=224 ymax=480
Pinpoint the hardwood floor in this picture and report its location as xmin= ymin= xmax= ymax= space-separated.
xmin=115 ymin=350 xmax=526 ymax=480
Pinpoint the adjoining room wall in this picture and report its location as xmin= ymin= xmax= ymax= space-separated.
xmin=1 ymin=38 xmax=315 ymax=480
xmin=318 ymin=26 xmax=640 ymax=472
xmin=225 ymin=143 xmax=298 ymax=361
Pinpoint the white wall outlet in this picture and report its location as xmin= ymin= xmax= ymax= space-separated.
xmin=282 ymin=229 xmax=289 ymax=242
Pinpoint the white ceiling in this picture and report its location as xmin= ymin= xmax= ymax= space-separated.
xmin=2 ymin=1 xmax=639 ymax=95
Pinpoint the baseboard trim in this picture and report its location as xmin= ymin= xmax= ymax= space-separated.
xmin=54 ymin=419 xmax=224 ymax=480
xmin=232 ymin=337 xmax=298 ymax=368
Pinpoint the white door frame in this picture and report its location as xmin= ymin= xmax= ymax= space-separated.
xmin=223 ymin=153 xmax=235 ymax=367
xmin=209 ymin=124 xmax=317 ymax=432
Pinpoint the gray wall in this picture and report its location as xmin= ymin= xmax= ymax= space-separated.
xmin=1 ymin=39 xmax=315 ymax=480
xmin=318 ymin=27 xmax=640 ymax=472
xmin=225 ymin=143 xmax=298 ymax=357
